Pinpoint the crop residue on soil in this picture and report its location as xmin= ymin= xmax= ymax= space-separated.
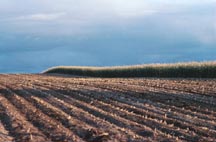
xmin=0 ymin=74 xmax=216 ymax=142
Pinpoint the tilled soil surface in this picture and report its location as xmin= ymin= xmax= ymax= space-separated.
xmin=0 ymin=74 xmax=216 ymax=142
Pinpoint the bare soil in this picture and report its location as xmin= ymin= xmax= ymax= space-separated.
xmin=0 ymin=74 xmax=215 ymax=142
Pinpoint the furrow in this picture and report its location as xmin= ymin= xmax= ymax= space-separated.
xmin=22 ymin=86 xmax=144 ymax=142
xmin=88 ymin=83 xmax=216 ymax=119
xmin=29 ymin=86 xmax=162 ymax=141
xmin=33 ymin=76 xmax=216 ymax=120
xmin=29 ymin=78 xmax=216 ymax=135
xmin=34 ymin=79 xmax=216 ymax=140
xmin=41 ymin=80 xmax=216 ymax=127
xmin=20 ymin=89 xmax=116 ymax=142
xmin=0 ymin=120 xmax=13 ymax=142
xmin=5 ymin=76 xmax=151 ymax=142
xmin=2 ymin=86 xmax=84 ymax=142
xmin=0 ymin=93 xmax=50 ymax=142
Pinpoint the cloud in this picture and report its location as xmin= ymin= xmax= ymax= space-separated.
xmin=96 ymin=0 xmax=157 ymax=17
xmin=15 ymin=12 xmax=66 ymax=21
xmin=0 ymin=0 xmax=215 ymax=36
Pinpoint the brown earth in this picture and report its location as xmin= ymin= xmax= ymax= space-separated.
xmin=0 ymin=74 xmax=216 ymax=142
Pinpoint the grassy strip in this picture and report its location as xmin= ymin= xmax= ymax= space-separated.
xmin=43 ymin=61 xmax=216 ymax=78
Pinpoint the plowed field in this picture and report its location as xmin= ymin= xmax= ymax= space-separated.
xmin=0 ymin=74 xmax=216 ymax=142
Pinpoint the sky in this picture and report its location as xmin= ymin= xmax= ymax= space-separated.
xmin=0 ymin=0 xmax=216 ymax=73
